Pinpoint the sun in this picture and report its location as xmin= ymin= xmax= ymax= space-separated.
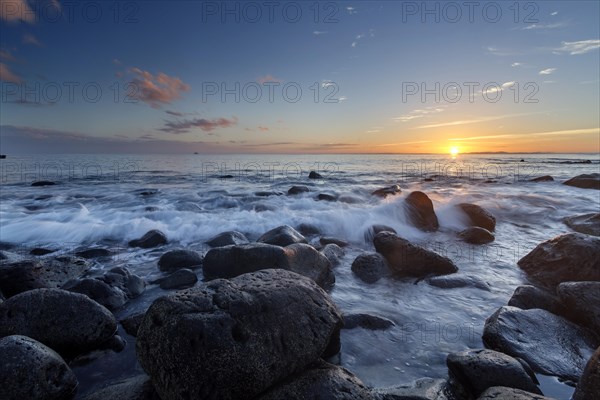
xmin=450 ymin=146 xmax=460 ymax=156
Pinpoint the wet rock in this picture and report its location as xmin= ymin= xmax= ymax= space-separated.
xmin=257 ymin=225 xmax=307 ymax=247
xmin=0 ymin=335 xmax=78 ymax=400
xmin=507 ymin=285 xmax=564 ymax=315
xmin=374 ymin=378 xmax=456 ymax=400
xmin=317 ymin=193 xmax=337 ymax=202
xmin=30 ymin=247 xmax=56 ymax=256
xmin=297 ymin=223 xmax=321 ymax=236
xmin=374 ymin=232 xmax=458 ymax=278
xmin=157 ymin=249 xmax=203 ymax=272
xmin=136 ymin=269 xmax=342 ymax=400
xmin=458 ymin=203 xmax=496 ymax=231
xmin=288 ymin=185 xmax=310 ymax=195
xmin=517 ymin=233 xmax=600 ymax=288
xmin=76 ymin=248 xmax=112 ymax=259
xmin=206 ymin=230 xmax=249 ymax=247
xmin=158 ymin=268 xmax=198 ymax=290
xmin=99 ymin=267 xmax=145 ymax=298
xmin=309 ymin=171 xmax=323 ymax=179
xmin=31 ymin=180 xmax=56 ymax=187
xmin=128 ymin=230 xmax=168 ymax=248
xmin=530 ymin=175 xmax=554 ymax=182
xmin=137 ymin=189 xmax=158 ymax=197
xmin=255 ymin=191 xmax=284 ymax=197
xmin=558 ymin=281 xmax=600 ymax=333
xmin=80 ymin=375 xmax=159 ymax=400
xmin=321 ymin=243 xmax=344 ymax=266
xmin=482 ymin=306 xmax=599 ymax=382
xmin=343 ymin=313 xmax=395 ymax=330
xmin=120 ymin=312 xmax=146 ymax=337
xmin=0 ymin=288 xmax=117 ymax=356
xmin=477 ymin=386 xmax=553 ymax=400
xmin=573 ymin=346 xmax=600 ymax=400
xmin=203 ymin=243 xmax=334 ymax=289
xmin=256 ymin=360 xmax=375 ymax=400
xmin=320 ymin=237 xmax=349 ymax=247
xmin=446 ymin=349 xmax=541 ymax=397
xmin=0 ymin=257 xmax=90 ymax=298
xmin=364 ymin=224 xmax=397 ymax=242
xmin=564 ymin=173 xmax=600 ymax=190
xmin=458 ymin=227 xmax=495 ymax=244
xmin=219 ymin=174 xmax=234 ymax=179
xmin=63 ymin=278 xmax=128 ymax=310
xmin=0 ymin=251 xmax=6 ymax=260
xmin=351 ymin=252 xmax=390 ymax=283
xmin=426 ymin=274 xmax=490 ymax=291
xmin=404 ymin=191 xmax=439 ymax=232
xmin=372 ymin=184 xmax=401 ymax=198
xmin=563 ymin=213 xmax=600 ymax=237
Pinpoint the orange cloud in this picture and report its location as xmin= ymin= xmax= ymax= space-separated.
xmin=128 ymin=67 xmax=190 ymax=108
xmin=0 ymin=62 xmax=22 ymax=83
xmin=160 ymin=117 xmax=238 ymax=134
xmin=257 ymin=74 xmax=282 ymax=84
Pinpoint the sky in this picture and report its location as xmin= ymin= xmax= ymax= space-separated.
xmin=0 ymin=0 xmax=599 ymax=154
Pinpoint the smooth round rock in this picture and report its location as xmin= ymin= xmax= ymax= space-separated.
xmin=458 ymin=227 xmax=495 ymax=244
xmin=257 ymin=225 xmax=307 ymax=247
xmin=458 ymin=203 xmax=496 ymax=231
xmin=205 ymin=231 xmax=249 ymax=247
xmin=158 ymin=250 xmax=202 ymax=272
xmin=129 ymin=230 xmax=168 ymax=248
xmin=159 ymin=268 xmax=198 ymax=290
xmin=573 ymin=346 xmax=600 ymax=400
xmin=404 ymin=191 xmax=439 ymax=232
xmin=351 ymin=252 xmax=389 ymax=284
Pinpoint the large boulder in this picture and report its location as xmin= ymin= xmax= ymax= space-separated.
xmin=563 ymin=213 xmax=600 ymax=236
xmin=203 ymin=243 xmax=334 ymax=289
xmin=206 ymin=231 xmax=249 ymax=247
xmin=309 ymin=171 xmax=323 ymax=179
xmin=0 ymin=335 xmax=78 ymax=400
xmin=404 ymin=191 xmax=439 ymax=232
xmin=288 ymin=185 xmax=310 ymax=195
xmin=530 ymin=175 xmax=554 ymax=182
xmin=373 ymin=378 xmax=457 ymax=400
xmin=158 ymin=249 xmax=203 ymax=272
xmin=256 ymin=360 xmax=375 ymax=400
xmin=257 ymin=225 xmax=307 ymax=247
xmin=507 ymin=285 xmax=564 ymax=315
xmin=374 ymin=232 xmax=457 ymax=277
xmin=363 ymin=224 xmax=396 ymax=242
xmin=343 ymin=313 xmax=395 ymax=330
xmin=80 ymin=375 xmax=159 ymax=400
xmin=426 ymin=274 xmax=490 ymax=291
xmin=158 ymin=268 xmax=198 ymax=290
xmin=564 ymin=173 xmax=600 ymax=190
xmin=517 ymin=233 xmax=600 ymax=288
xmin=558 ymin=281 xmax=600 ymax=333
xmin=98 ymin=267 xmax=145 ymax=298
xmin=129 ymin=230 xmax=168 ymax=248
xmin=63 ymin=278 xmax=128 ymax=310
xmin=351 ymin=252 xmax=390 ymax=283
xmin=136 ymin=269 xmax=342 ymax=400
xmin=0 ymin=288 xmax=117 ymax=356
xmin=457 ymin=203 xmax=496 ymax=231
xmin=458 ymin=227 xmax=494 ymax=245
xmin=321 ymin=243 xmax=344 ymax=266
xmin=446 ymin=349 xmax=541 ymax=397
xmin=573 ymin=346 xmax=600 ymax=400
xmin=372 ymin=184 xmax=401 ymax=198
xmin=0 ymin=257 xmax=90 ymax=298
xmin=483 ymin=306 xmax=599 ymax=382
xmin=477 ymin=386 xmax=554 ymax=400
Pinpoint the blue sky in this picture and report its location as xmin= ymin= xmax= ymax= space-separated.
xmin=1 ymin=0 xmax=599 ymax=153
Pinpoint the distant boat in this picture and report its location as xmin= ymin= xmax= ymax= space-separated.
xmin=194 ymin=152 xmax=199 ymax=155
xmin=0 ymin=155 xmax=6 ymax=159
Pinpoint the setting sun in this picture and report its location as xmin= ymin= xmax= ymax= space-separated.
xmin=450 ymin=146 xmax=460 ymax=156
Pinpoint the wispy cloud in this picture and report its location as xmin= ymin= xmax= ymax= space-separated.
xmin=257 ymin=74 xmax=282 ymax=84
xmin=160 ymin=117 xmax=237 ymax=134
xmin=539 ymin=68 xmax=556 ymax=75
xmin=450 ymin=128 xmax=599 ymax=141
xmin=0 ymin=49 xmax=16 ymax=62
xmin=23 ymin=33 xmax=42 ymax=46
xmin=313 ymin=31 xmax=328 ymax=36
xmin=393 ymin=107 xmax=445 ymax=123
xmin=0 ymin=62 xmax=22 ymax=83
xmin=165 ymin=110 xmax=184 ymax=117
xmin=128 ymin=67 xmax=190 ymax=108
xmin=555 ymin=40 xmax=600 ymax=55
xmin=522 ymin=22 xmax=566 ymax=30
xmin=375 ymin=140 xmax=431 ymax=147
xmin=0 ymin=0 xmax=34 ymax=22
xmin=485 ymin=46 xmax=520 ymax=56
xmin=551 ymin=11 xmax=558 ymax=16
xmin=417 ymin=112 xmax=543 ymax=129
xmin=511 ymin=62 xmax=522 ymax=67
xmin=346 ymin=6 xmax=357 ymax=14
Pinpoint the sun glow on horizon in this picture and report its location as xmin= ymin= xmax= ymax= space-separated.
xmin=450 ymin=146 xmax=460 ymax=156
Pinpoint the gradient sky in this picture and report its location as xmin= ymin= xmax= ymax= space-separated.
xmin=0 ymin=0 xmax=599 ymax=154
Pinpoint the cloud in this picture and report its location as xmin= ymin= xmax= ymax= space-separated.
xmin=0 ymin=49 xmax=16 ymax=62
xmin=450 ymin=128 xmax=599 ymax=142
xmin=551 ymin=11 xmax=558 ymax=16
xmin=416 ymin=112 xmax=543 ymax=129
xmin=257 ymin=126 xmax=269 ymax=132
xmin=375 ymin=140 xmax=431 ymax=147
xmin=393 ymin=106 xmax=445 ymax=123
xmin=165 ymin=110 xmax=184 ymax=117
xmin=128 ymin=67 xmax=190 ymax=108
xmin=539 ymin=68 xmax=556 ymax=75
xmin=257 ymin=74 xmax=281 ymax=84
xmin=160 ymin=117 xmax=237 ymax=134
xmin=0 ymin=62 xmax=22 ymax=83
xmin=313 ymin=31 xmax=327 ymax=36
xmin=0 ymin=0 xmax=34 ymax=22
xmin=113 ymin=59 xmax=122 ymax=65
xmin=485 ymin=46 xmax=520 ymax=56
xmin=511 ymin=62 xmax=522 ymax=67
xmin=555 ymin=40 xmax=600 ymax=55
xmin=23 ymin=33 xmax=41 ymax=46
xmin=522 ymin=22 xmax=566 ymax=30
xmin=346 ymin=6 xmax=357 ymax=14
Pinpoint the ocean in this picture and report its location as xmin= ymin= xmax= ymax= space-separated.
xmin=1 ymin=153 xmax=599 ymax=398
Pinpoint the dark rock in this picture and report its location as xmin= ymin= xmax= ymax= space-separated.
xmin=158 ymin=268 xmax=198 ymax=290
xmin=99 ymin=267 xmax=145 ymax=298
xmin=343 ymin=313 xmax=395 ymax=330
xmin=120 ymin=312 xmax=146 ymax=337
xmin=157 ymin=249 xmax=202 ymax=272
xmin=374 ymin=378 xmax=456 ymax=400
xmin=206 ymin=231 xmax=249 ymax=247
xmin=458 ymin=227 xmax=495 ymax=244
xmin=0 ymin=257 xmax=90 ymax=298
xmin=458 ymin=203 xmax=496 ymax=231
xmin=317 ymin=193 xmax=337 ymax=202
xmin=128 ymin=230 xmax=168 ymax=248
xmin=573 ymin=346 xmax=600 ymax=400
xmin=0 ymin=335 xmax=78 ymax=400
xmin=0 ymin=241 xmax=16 ymax=250
xmin=320 ymin=237 xmax=349 ymax=247
xmin=0 ymin=288 xmax=117 ymax=356
xmin=426 ymin=274 xmax=490 ymax=291
xmin=558 ymin=281 xmax=600 ymax=333
xmin=374 ymin=232 xmax=458 ymax=277
xmin=507 ymin=285 xmax=564 ymax=315
xmin=255 ymin=191 xmax=284 ymax=197
xmin=517 ymin=233 xmax=600 ymax=288
xmin=404 ymin=191 xmax=439 ymax=232
xmin=321 ymin=243 xmax=344 ymax=266
xmin=351 ymin=252 xmax=389 ymax=283
xmin=219 ymin=174 xmax=234 ymax=179
xmin=63 ymin=278 xmax=128 ymax=310
xmin=482 ymin=306 xmax=599 ymax=382
xmin=309 ymin=171 xmax=323 ymax=179
xmin=31 ymin=181 xmax=56 ymax=187
xmin=530 ymin=175 xmax=554 ymax=182
xmin=136 ymin=269 xmax=343 ymax=400
xmin=477 ymin=386 xmax=553 ymax=400
xmin=30 ymin=248 xmax=56 ymax=256
xmin=0 ymin=251 xmax=6 ymax=260
xmin=446 ymin=349 xmax=541 ymax=397
xmin=372 ymin=184 xmax=401 ymax=198
xmin=256 ymin=360 xmax=374 ymax=400
xmin=563 ymin=213 xmax=600 ymax=237
xmin=76 ymin=248 xmax=112 ymax=259
xmin=80 ymin=375 xmax=159 ymax=400
xmin=137 ymin=189 xmax=158 ymax=196
xmin=564 ymin=173 xmax=600 ymax=190
xmin=364 ymin=224 xmax=397 ymax=242
xmin=288 ymin=185 xmax=310 ymax=195
xmin=257 ymin=225 xmax=307 ymax=247
xmin=297 ymin=223 xmax=321 ymax=236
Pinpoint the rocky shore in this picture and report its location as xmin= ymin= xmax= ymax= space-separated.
xmin=1 ymin=172 xmax=599 ymax=400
